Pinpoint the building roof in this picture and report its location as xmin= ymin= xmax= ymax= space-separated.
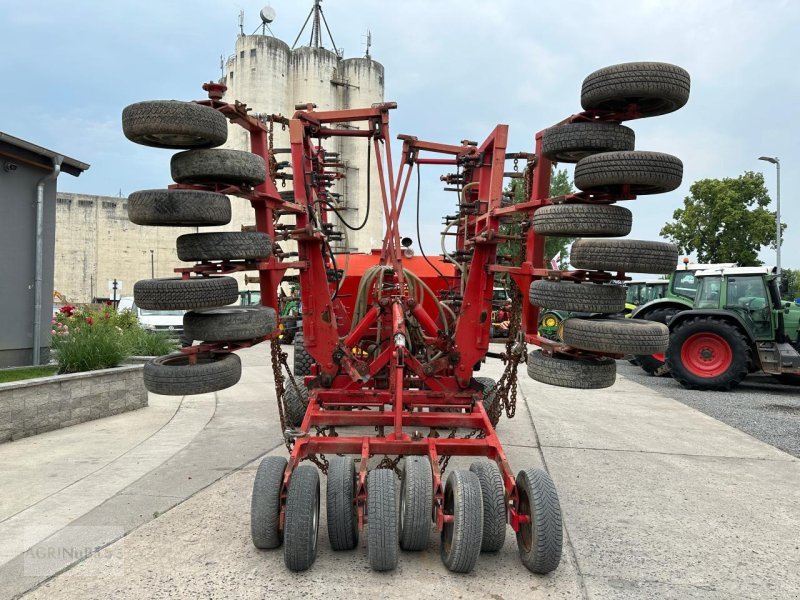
xmin=0 ymin=131 xmax=90 ymax=177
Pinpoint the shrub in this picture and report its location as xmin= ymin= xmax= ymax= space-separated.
xmin=51 ymin=318 xmax=128 ymax=374
xmin=122 ymin=328 xmax=178 ymax=356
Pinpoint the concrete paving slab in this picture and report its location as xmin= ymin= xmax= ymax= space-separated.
xmin=0 ymin=393 xmax=215 ymax=567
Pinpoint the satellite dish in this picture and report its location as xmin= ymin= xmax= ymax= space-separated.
xmin=260 ymin=6 xmax=276 ymax=23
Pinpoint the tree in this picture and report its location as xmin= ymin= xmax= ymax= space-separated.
xmin=498 ymin=168 xmax=574 ymax=269
xmin=780 ymin=268 xmax=800 ymax=301
xmin=660 ymin=171 xmax=785 ymax=266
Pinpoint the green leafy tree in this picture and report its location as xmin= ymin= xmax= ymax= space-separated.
xmin=781 ymin=268 xmax=800 ymax=301
xmin=660 ymin=171 xmax=785 ymax=266
xmin=498 ymin=168 xmax=574 ymax=268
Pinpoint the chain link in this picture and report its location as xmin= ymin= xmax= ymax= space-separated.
xmin=377 ymin=455 xmax=402 ymax=476
xmin=267 ymin=116 xmax=278 ymax=184
xmin=488 ymin=281 xmax=525 ymax=427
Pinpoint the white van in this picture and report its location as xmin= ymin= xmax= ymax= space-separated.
xmin=117 ymin=296 xmax=186 ymax=341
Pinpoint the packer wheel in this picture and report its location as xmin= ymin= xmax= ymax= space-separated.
xmin=469 ymin=461 xmax=507 ymax=552
xmin=529 ymin=280 xmax=626 ymax=314
xmin=171 ymin=148 xmax=267 ymax=186
xmin=515 ymin=468 xmax=563 ymax=574
xmin=143 ymin=352 xmax=241 ymax=395
xmin=283 ymin=380 xmax=309 ymax=428
xmin=367 ymin=469 xmax=398 ymax=571
xmin=127 ymin=189 xmax=231 ymax=227
xmin=441 ymin=470 xmax=483 ymax=573
xmin=399 ymin=457 xmax=432 ymax=551
xmin=283 ymin=465 xmax=320 ymax=571
xmin=326 ymin=456 xmax=359 ymax=551
xmin=250 ymin=456 xmax=287 ymax=549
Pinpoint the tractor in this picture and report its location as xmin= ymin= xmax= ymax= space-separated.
xmin=121 ymin=60 xmax=689 ymax=574
xmin=666 ymin=266 xmax=800 ymax=390
xmin=630 ymin=262 xmax=736 ymax=375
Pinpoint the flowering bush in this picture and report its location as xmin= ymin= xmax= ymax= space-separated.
xmin=51 ymin=305 xmax=177 ymax=373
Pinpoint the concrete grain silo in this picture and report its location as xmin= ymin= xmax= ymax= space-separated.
xmin=219 ymin=2 xmax=385 ymax=255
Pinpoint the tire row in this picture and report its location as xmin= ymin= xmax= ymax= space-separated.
xmin=122 ymin=100 xmax=276 ymax=395
xmin=250 ymin=455 xmax=562 ymax=575
xmin=528 ymin=61 xmax=690 ymax=389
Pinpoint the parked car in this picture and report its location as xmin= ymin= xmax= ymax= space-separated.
xmin=117 ymin=296 xmax=188 ymax=344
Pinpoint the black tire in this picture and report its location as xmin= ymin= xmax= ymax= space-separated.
xmin=574 ymin=151 xmax=683 ymax=195
xmin=562 ymin=318 xmax=669 ymax=354
xmin=441 ymin=470 xmax=483 ymax=573
xmin=581 ymin=61 xmax=691 ymax=117
xmin=122 ymin=100 xmax=227 ymax=149
xmin=570 ymin=239 xmax=678 ymax=274
xmin=283 ymin=465 xmax=320 ymax=571
xmin=529 ymin=280 xmax=625 ymax=313
xmin=515 ymin=468 xmax=563 ymax=574
xmin=469 ymin=461 xmax=507 ymax=553
xmin=635 ymin=308 xmax=682 ymax=376
xmin=171 ymin=149 xmax=267 ymax=186
xmin=367 ymin=469 xmax=399 ymax=572
xmin=284 ymin=381 xmax=309 ymax=427
xmin=474 ymin=376 xmax=497 ymax=414
xmin=666 ymin=317 xmax=751 ymax=391
xmin=176 ymin=231 xmax=273 ymax=262
xmin=251 ymin=456 xmax=287 ymax=549
xmin=294 ymin=332 xmax=314 ymax=377
xmin=326 ymin=456 xmax=359 ymax=551
xmin=133 ymin=276 xmax=239 ymax=311
xmin=526 ymin=350 xmax=616 ymax=389
xmin=542 ymin=122 xmax=635 ymax=163
xmin=183 ymin=306 xmax=277 ymax=342
xmin=399 ymin=457 xmax=432 ymax=551
xmin=128 ymin=189 xmax=231 ymax=227
xmin=533 ymin=203 xmax=632 ymax=237
xmin=143 ymin=352 xmax=241 ymax=395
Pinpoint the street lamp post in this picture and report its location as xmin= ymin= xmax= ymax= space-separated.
xmin=758 ymin=156 xmax=781 ymax=276
xmin=150 ymin=249 xmax=155 ymax=279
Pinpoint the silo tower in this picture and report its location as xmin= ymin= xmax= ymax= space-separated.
xmin=221 ymin=1 xmax=385 ymax=254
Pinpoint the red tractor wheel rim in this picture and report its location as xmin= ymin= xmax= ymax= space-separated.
xmin=680 ymin=333 xmax=732 ymax=378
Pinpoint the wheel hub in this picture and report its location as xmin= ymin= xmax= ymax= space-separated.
xmin=681 ymin=332 xmax=733 ymax=378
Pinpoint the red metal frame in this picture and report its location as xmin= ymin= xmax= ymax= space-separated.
xmin=174 ymin=82 xmax=645 ymax=535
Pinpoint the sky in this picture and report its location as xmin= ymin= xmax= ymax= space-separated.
xmin=1 ymin=0 xmax=798 ymax=269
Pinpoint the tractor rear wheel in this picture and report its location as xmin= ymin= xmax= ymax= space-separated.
xmin=143 ymin=352 xmax=241 ymax=395
xmin=283 ymin=465 xmax=320 ymax=571
xmin=533 ymin=203 xmax=632 ymax=238
xmin=326 ymin=456 xmax=359 ymax=551
xmin=176 ymin=231 xmax=273 ymax=262
xmin=580 ymin=62 xmax=691 ymax=117
xmin=399 ymin=456 xmax=432 ymax=551
xmin=529 ymin=280 xmax=626 ymax=314
xmin=171 ymin=149 xmax=267 ymax=186
xmin=469 ymin=460 xmax=507 ymax=552
xmin=574 ymin=150 xmax=683 ymax=195
xmin=515 ymin=468 xmax=563 ymax=574
xmin=666 ymin=317 xmax=751 ymax=391
xmin=569 ymin=239 xmax=678 ymax=275
xmin=251 ymin=456 xmax=287 ymax=549
xmin=367 ymin=469 xmax=399 ymax=571
xmin=561 ymin=318 xmax=669 ymax=355
xmin=122 ymin=100 xmax=228 ymax=149
xmin=128 ymin=189 xmax=231 ymax=227
xmin=527 ymin=350 xmax=616 ymax=389
xmin=441 ymin=470 xmax=483 ymax=573
xmin=183 ymin=306 xmax=276 ymax=342
xmin=635 ymin=308 xmax=682 ymax=376
xmin=541 ymin=121 xmax=635 ymax=163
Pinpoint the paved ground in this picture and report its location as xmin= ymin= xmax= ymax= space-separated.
xmin=618 ymin=361 xmax=800 ymax=457
xmin=2 ymin=345 xmax=799 ymax=599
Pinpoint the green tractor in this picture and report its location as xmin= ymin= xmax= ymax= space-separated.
xmin=665 ymin=266 xmax=800 ymax=390
xmin=630 ymin=263 xmax=736 ymax=375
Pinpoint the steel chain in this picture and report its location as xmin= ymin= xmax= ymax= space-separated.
xmin=438 ymin=428 xmax=482 ymax=474
xmin=267 ymin=116 xmax=278 ymax=184
xmin=489 ymin=281 xmax=524 ymax=427
xmin=377 ymin=455 xmax=402 ymax=476
xmin=269 ymin=337 xmax=291 ymax=451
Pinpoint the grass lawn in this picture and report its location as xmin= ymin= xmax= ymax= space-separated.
xmin=0 ymin=366 xmax=58 ymax=384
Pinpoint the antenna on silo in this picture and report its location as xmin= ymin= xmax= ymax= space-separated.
xmin=255 ymin=6 xmax=277 ymax=36
xmin=292 ymin=0 xmax=341 ymax=57
xmin=364 ymin=29 xmax=372 ymax=59
xmin=219 ymin=54 xmax=225 ymax=79
xmin=238 ymin=10 xmax=245 ymax=36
